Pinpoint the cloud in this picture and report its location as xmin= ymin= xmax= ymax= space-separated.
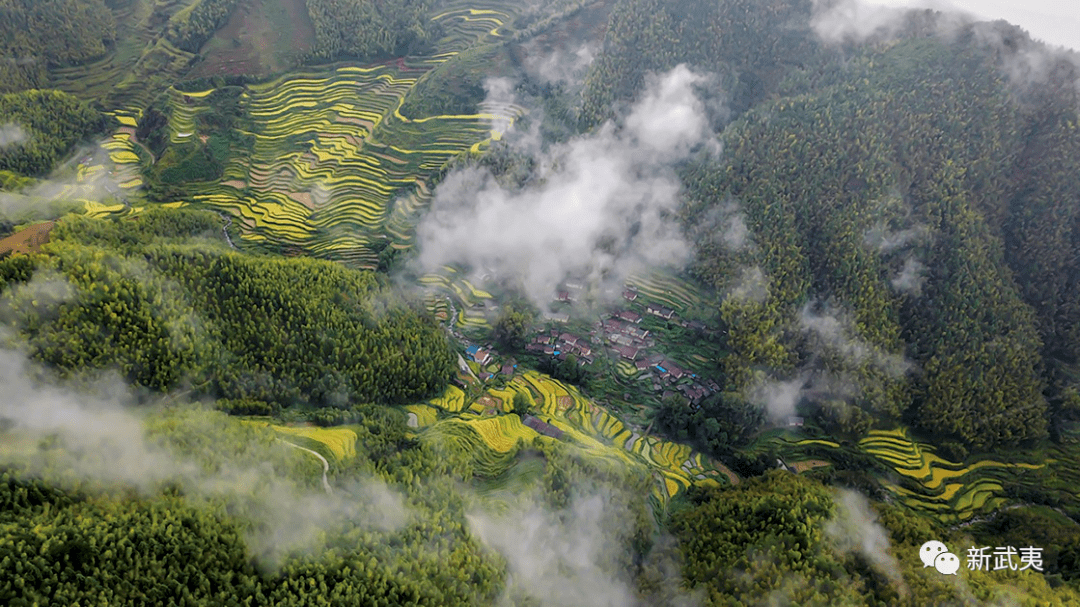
xmin=0 ymin=123 xmax=28 ymax=150
xmin=749 ymin=374 xmax=808 ymax=421
xmin=865 ymin=0 xmax=1080 ymax=52
xmin=799 ymin=304 xmax=911 ymax=378
xmin=467 ymin=489 xmax=699 ymax=607
xmin=810 ymin=0 xmax=913 ymax=44
xmin=890 ymin=256 xmax=925 ymax=295
xmin=525 ymin=43 xmax=597 ymax=86
xmin=415 ymin=64 xmax=719 ymax=307
xmin=1 ymin=140 xmax=131 ymax=219
xmin=0 ymin=346 xmax=410 ymax=568
xmin=825 ymin=489 xmax=909 ymax=597
xmin=863 ymin=223 xmax=929 ymax=254
xmin=481 ymin=77 xmax=520 ymax=140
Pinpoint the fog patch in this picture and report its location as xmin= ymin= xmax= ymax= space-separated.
xmin=727 ymin=266 xmax=770 ymax=304
xmin=799 ymin=304 xmax=911 ymax=378
xmin=415 ymin=64 xmax=720 ymax=308
xmin=826 ymin=489 xmax=909 ymax=597
xmin=0 ymin=123 xmax=27 ymax=150
xmin=891 ymin=256 xmax=925 ymax=295
xmin=526 ymin=43 xmax=596 ymax=86
xmin=749 ymin=374 xmax=808 ymax=421
xmin=0 ymin=347 xmax=412 ymax=569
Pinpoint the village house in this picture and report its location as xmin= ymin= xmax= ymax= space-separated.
xmin=646 ymin=304 xmax=675 ymax=320
xmin=615 ymin=345 xmax=640 ymax=360
xmin=616 ymin=310 xmax=642 ymax=324
xmin=622 ymin=289 xmax=638 ymax=301
xmin=523 ymin=415 xmax=565 ymax=440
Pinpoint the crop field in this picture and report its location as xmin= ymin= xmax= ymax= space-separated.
xmin=420 ymin=369 xmax=733 ymax=506
xmin=432 ymin=0 xmax=517 ymax=53
xmin=764 ymin=427 xmax=1044 ymax=524
xmin=430 ymin=385 xmax=467 ymax=412
xmin=405 ymin=404 xmax=440 ymax=428
xmin=418 ymin=267 xmax=497 ymax=330
xmin=422 ymin=419 xmax=523 ymax=477
xmin=268 ymin=425 xmax=359 ymax=461
xmin=626 ymin=270 xmax=710 ymax=316
xmin=171 ymin=61 xmax=521 ymax=266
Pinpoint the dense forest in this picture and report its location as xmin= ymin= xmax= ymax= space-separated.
xmin=0 ymin=209 xmax=455 ymax=406
xmin=573 ymin=0 xmax=1080 ymax=450
xmin=0 ymin=0 xmax=116 ymax=93
xmin=2 ymin=0 xmax=1080 ymax=604
xmin=0 ymin=89 xmax=109 ymax=176
xmin=305 ymin=0 xmax=442 ymax=61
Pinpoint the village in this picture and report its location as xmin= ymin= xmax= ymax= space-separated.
xmin=455 ymin=282 xmax=725 ymax=413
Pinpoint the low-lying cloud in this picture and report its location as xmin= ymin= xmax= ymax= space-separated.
xmin=826 ymin=489 xmax=909 ymax=597
xmin=0 ymin=345 xmax=410 ymax=568
xmin=0 ymin=123 xmax=27 ymax=150
xmin=414 ymin=64 xmax=719 ymax=307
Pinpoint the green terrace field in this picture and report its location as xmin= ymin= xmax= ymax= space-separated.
xmin=432 ymin=0 xmax=517 ymax=53
xmin=762 ymin=427 xmax=1054 ymax=525
xmin=413 ymin=370 xmax=735 ymax=507
xmin=51 ymin=0 xmax=204 ymax=111
xmin=170 ymin=61 xmax=523 ymax=266
xmin=419 ymin=266 xmax=495 ymax=331
xmin=626 ymin=270 xmax=712 ymax=317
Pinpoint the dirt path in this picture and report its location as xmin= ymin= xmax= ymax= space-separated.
xmin=220 ymin=213 xmax=238 ymax=249
xmin=277 ymin=438 xmax=332 ymax=494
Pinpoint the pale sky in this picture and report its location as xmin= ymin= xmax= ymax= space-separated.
xmin=864 ymin=0 xmax=1080 ymax=51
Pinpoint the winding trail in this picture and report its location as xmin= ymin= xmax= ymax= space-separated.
xmin=219 ymin=213 xmax=238 ymax=250
xmin=277 ymin=438 xmax=332 ymax=494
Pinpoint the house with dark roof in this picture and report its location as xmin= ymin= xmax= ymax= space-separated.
xmin=523 ymin=415 xmax=565 ymax=440
xmin=646 ymin=304 xmax=675 ymax=319
xmin=616 ymin=310 xmax=642 ymax=324
xmin=616 ymin=345 xmax=640 ymax=360
xmin=623 ymin=289 xmax=638 ymax=301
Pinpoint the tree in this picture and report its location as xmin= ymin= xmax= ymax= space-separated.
xmin=512 ymin=392 xmax=531 ymax=417
xmin=493 ymin=304 xmax=533 ymax=350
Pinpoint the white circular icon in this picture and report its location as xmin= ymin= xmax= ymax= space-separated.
xmin=919 ymin=540 xmax=948 ymax=567
xmin=935 ymin=552 xmax=960 ymax=575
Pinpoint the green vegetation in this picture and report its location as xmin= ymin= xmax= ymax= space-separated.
xmin=166 ymin=0 xmax=242 ymax=53
xmin=0 ymin=0 xmax=116 ymax=93
xmin=0 ymin=209 xmax=454 ymax=405
xmin=306 ymin=0 xmax=441 ymax=61
xmin=2 ymin=0 xmax=1080 ymax=604
xmin=0 ymin=90 xmax=108 ymax=177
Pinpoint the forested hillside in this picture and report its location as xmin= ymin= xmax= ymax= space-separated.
xmin=573 ymin=0 xmax=1080 ymax=450
xmin=0 ymin=0 xmax=116 ymax=93
xmin=306 ymin=0 xmax=442 ymax=61
xmin=3 ymin=0 xmax=1080 ymax=604
xmin=0 ymin=209 xmax=454 ymax=405
xmin=0 ymin=90 xmax=109 ymax=176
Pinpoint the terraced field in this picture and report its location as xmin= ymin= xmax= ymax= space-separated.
xmin=626 ymin=270 xmax=711 ymax=315
xmin=419 ymin=267 xmax=496 ymax=330
xmin=176 ymin=61 xmax=522 ymax=266
xmin=270 ymin=425 xmax=359 ymax=461
xmin=766 ymin=427 xmax=1046 ymax=524
xmin=421 ymin=370 xmax=733 ymax=506
xmin=51 ymin=0 xmax=202 ymax=111
xmin=856 ymin=429 xmax=1047 ymax=523
xmin=432 ymin=0 xmax=517 ymax=53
